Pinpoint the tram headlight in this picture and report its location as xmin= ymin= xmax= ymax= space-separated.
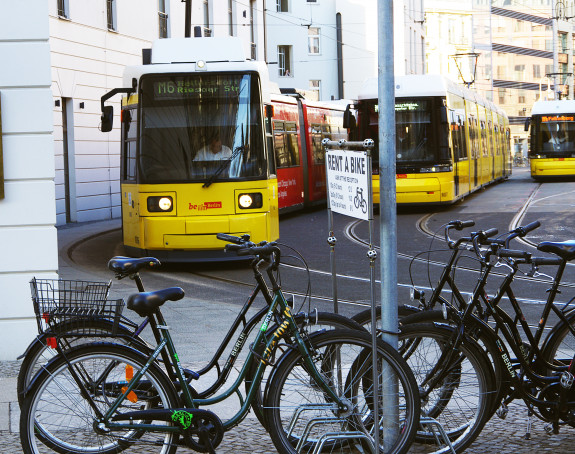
xmin=147 ymin=196 xmax=173 ymax=212
xmin=238 ymin=193 xmax=263 ymax=209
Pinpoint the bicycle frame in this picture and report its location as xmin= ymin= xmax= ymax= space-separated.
xmin=434 ymin=247 xmax=575 ymax=417
xmin=104 ymin=290 xmax=342 ymax=433
xmin=65 ymin=261 xmax=347 ymax=438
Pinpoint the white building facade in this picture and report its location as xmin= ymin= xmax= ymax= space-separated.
xmin=0 ymin=0 xmax=57 ymax=359
xmin=265 ymin=0 xmax=425 ymax=101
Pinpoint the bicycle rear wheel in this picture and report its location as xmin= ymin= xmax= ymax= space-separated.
xmin=264 ymin=329 xmax=420 ymax=454
xmin=17 ymin=318 xmax=146 ymax=406
xmin=20 ymin=343 xmax=178 ymax=454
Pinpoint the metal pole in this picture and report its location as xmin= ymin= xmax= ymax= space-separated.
xmin=377 ymin=0 xmax=399 ymax=450
xmin=184 ymin=0 xmax=192 ymax=38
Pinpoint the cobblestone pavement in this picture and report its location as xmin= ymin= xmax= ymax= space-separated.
xmin=4 ymin=353 xmax=575 ymax=454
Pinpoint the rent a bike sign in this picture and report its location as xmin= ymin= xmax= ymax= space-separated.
xmin=325 ymin=148 xmax=371 ymax=221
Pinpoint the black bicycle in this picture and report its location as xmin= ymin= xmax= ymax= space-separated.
xmin=20 ymin=235 xmax=421 ymax=454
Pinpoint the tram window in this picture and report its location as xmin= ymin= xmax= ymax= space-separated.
xmin=311 ymin=124 xmax=324 ymax=164
xmin=273 ymin=121 xmax=300 ymax=168
xmin=124 ymin=142 xmax=137 ymax=181
xmin=122 ymin=108 xmax=137 ymax=182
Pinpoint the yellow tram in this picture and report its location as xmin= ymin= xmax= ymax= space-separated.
xmin=101 ymin=38 xmax=279 ymax=261
xmin=352 ymin=75 xmax=511 ymax=205
xmin=526 ymin=100 xmax=575 ymax=179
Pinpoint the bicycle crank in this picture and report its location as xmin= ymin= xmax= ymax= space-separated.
xmin=112 ymin=408 xmax=224 ymax=453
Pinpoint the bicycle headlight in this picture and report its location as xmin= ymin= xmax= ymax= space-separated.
xmin=238 ymin=193 xmax=263 ymax=209
xmin=147 ymin=196 xmax=173 ymax=212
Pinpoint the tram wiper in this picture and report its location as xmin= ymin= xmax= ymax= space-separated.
xmin=202 ymin=146 xmax=244 ymax=188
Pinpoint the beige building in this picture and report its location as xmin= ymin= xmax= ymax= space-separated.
xmin=425 ymin=0 xmax=575 ymax=157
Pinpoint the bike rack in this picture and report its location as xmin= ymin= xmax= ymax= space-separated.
xmin=288 ymin=404 xmax=378 ymax=454
xmin=419 ymin=416 xmax=456 ymax=454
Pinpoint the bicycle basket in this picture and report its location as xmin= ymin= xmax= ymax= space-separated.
xmin=29 ymin=278 xmax=122 ymax=336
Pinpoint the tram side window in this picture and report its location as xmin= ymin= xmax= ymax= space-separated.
xmin=450 ymin=112 xmax=467 ymax=161
xmin=480 ymin=120 xmax=488 ymax=157
xmin=273 ymin=121 xmax=300 ymax=168
xmin=122 ymin=108 xmax=137 ymax=181
xmin=311 ymin=123 xmax=324 ymax=164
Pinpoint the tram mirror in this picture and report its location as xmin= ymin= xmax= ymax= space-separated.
xmin=524 ymin=118 xmax=530 ymax=132
xmin=101 ymin=106 xmax=114 ymax=132
xmin=343 ymin=106 xmax=356 ymax=129
xmin=265 ymin=104 xmax=274 ymax=118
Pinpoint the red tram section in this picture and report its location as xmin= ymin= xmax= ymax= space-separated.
xmin=271 ymin=93 xmax=347 ymax=211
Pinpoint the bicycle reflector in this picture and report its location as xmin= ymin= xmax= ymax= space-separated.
xmin=121 ymin=365 xmax=138 ymax=403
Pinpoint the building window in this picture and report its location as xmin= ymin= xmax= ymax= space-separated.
xmin=533 ymin=64 xmax=541 ymax=79
xmin=308 ymin=27 xmax=320 ymax=54
xmin=277 ymin=0 xmax=288 ymax=13
xmin=107 ymin=0 xmax=116 ymax=31
xmin=518 ymin=90 xmax=526 ymax=104
xmin=159 ymin=0 xmax=168 ymax=38
xmin=203 ymin=0 xmax=212 ymax=36
xmin=58 ymin=0 xmax=69 ymax=18
xmin=278 ymin=45 xmax=292 ymax=76
xmin=250 ymin=0 xmax=256 ymax=58
xmin=514 ymin=64 xmax=525 ymax=81
xmin=498 ymin=88 xmax=506 ymax=104
xmin=309 ymin=80 xmax=321 ymax=100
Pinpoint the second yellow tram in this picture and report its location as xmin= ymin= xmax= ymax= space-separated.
xmin=526 ymin=100 xmax=575 ymax=179
xmin=352 ymin=75 xmax=511 ymax=205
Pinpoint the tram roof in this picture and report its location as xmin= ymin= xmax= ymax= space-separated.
xmin=531 ymin=100 xmax=575 ymax=116
xmin=358 ymin=74 xmax=507 ymax=117
xmin=123 ymin=37 xmax=272 ymax=103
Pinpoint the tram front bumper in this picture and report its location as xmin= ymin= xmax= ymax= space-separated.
xmin=142 ymin=214 xmax=271 ymax=250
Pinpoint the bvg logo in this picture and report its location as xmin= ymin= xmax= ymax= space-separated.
xmin=189 ymin=201 xmax=222 ymax=211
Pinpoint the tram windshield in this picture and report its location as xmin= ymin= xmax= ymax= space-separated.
xmin=356 ymin=98 xmax=448 ymax=172
xmin=531 ymin=114 xmax=575 ymax=157
xmin=138 ymin=72 xmax=266 ymax=184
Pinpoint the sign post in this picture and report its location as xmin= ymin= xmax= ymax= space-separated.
xmin=324 ymin=138 xmax=379 ymax=452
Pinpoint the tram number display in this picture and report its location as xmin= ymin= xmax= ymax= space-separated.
xmin=326 ymin=149 xmax=370 ymax=221
xmin=153 ymin=76 xmax=242 ymax=100
xmin=541 ymin=115 xmax=575 ymax=122
xmin=395 ymin=100 xmax=429 ymax=112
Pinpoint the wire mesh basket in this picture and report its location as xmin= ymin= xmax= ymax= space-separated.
xmin=30 ymin=278 xmax=124 ymax=336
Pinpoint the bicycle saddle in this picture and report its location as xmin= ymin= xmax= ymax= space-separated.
xmin=108 ymin=256 xmax=161 ymax=277
xmin=537 ymin=240 xmax=575 ymax=261
xmin=127 ymin=287 xmax=185 ymax=317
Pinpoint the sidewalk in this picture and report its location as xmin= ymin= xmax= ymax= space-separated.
xmin=2 ymin=220 xmax=575 ymax=452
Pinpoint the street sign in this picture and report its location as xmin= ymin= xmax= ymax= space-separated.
xmin=325 ymin=148 xmax=370 ymax=220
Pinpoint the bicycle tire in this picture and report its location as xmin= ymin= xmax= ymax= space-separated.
xmin=246 ymin=311 xmax=367 ymax=429
xmin=399 ymin=323 xmax=495 ymax=453
xmin=541 ymin=310 xmax=575 ymax=373
xmin=20 ymin=342 xmax=179 ymax=454
xmin=264 ymin=329 xmax=420 ymax=454
xmin=355 ymin=305 xmax=510 ymax=418
xmin=17 ymin=318 xmax=147 ymax=406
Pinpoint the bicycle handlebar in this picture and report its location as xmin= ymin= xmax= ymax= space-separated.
xmin=218 ymin=233 xmax=281 ymax=267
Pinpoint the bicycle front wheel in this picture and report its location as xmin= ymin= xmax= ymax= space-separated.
xmin=264 ymin=329 xmax=420 ymax=454
xmin=20 ymin=343 xmax=179 ymax=454
xmin=400 ymin=323 xmax=495 ymax=453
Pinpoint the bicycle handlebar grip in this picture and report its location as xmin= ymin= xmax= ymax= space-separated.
xmin=520 ymin=221 xmax=541 ymax=236
xmin=498 ymin=249 xmax=531 ymax=259
xmin=217 ymin=233 xmax=243 ymax=244
xmin=448 ymin=219 xmax=475 ymax=230
xmin=532 ymin=257 xmax=562 ymax=266
xmin=477 ymin=228 xmax=499 ymax=244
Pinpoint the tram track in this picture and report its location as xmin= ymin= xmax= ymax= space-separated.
xmin=344 ymin=182 xmax=575 ymax=291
